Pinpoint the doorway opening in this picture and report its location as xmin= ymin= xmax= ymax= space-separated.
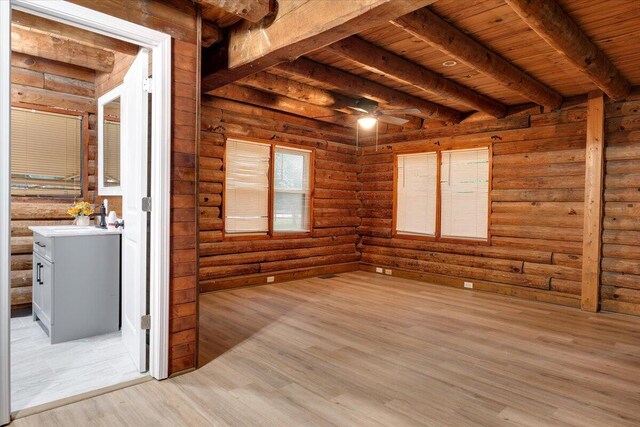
xmin=1 ymin=0 xmax=171 ymax=422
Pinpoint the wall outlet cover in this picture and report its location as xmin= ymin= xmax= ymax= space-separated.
xmin=384 ymin=269 xmax=393 ymax=275
xmin=267 ymin=276 xmax=275 ymax=283
xmin=375 ymin=267 xmax=383 ymax=273
xmin=464 ymin=281 xmax=473 ymax=289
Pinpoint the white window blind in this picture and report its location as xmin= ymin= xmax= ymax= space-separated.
xmin=225 ymin=139 xmax=271 ymax=235
xmin=396 ymin=153 xmax=437 ymax=236
xmin=440 ymin=147 xmax=489 ymax=240
xmin=273 ymin=146 xmax=311 ymax=233
xmin=11 ymin=108 xmax=82 ymax=197
xmin=103 ymin=120 xmax=121 ymax=187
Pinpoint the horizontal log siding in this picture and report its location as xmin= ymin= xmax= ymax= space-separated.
xmin=601 ymin=94 xmax=640 ymax=315
xmin=358 ymin=104 xmax=588 ymax=306
xmin=198 ymin=96 xmax=360 ymax=292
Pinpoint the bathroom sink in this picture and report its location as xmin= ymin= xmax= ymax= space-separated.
xmin=42 ymin=226 xmax=98 ymax=234
xmin=28 ymin=225 xmax=122 ymax=237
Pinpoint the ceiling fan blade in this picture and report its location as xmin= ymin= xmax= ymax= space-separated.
xmin=377 ymin=115 xmax=410 ymax=126
xmin=348 ymin=106 xmax=370 ymax=114
xmin=378 ymin=108 xmax=422 ymax=116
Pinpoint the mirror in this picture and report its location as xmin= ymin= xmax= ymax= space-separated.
xmin=98 ymin=85 xmax=122 ymax=195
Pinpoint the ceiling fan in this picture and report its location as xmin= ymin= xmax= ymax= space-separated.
xmin=349 ymin=99 xmax=421 ymax=129
xmin=350 ymin=99 xmax=422 ymax=150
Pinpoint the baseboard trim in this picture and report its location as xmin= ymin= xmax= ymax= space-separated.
xmin=11 ymin=375 xmax=152 ymax=420
xmin=200 ymin=262 xmax=360 ymax=293
xmin=169 ymin=367 xmax=196 ymax=378
xmin=358 ymin=263 xmax=581 ymax=309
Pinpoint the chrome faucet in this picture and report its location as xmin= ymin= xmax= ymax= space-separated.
xmin=96 ymin=203 xmax=107 ymax=229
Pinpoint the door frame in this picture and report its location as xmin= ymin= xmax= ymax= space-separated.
xmin=0 ymin=0 xmax=11 ymax=423
xmin=1 ymin=1 xmax=172 ymax=422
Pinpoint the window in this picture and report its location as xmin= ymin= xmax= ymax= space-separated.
xmin=396 ymin=153 xmax=437 ymax=236
xmin=273 ymin=147 xmax=311 ymax=233
xmin=440 ymin=148 xmax=489 ymax=240
xmin=103 ymin=119 xmax=121 ymax=187
xmin=394 ymin=147 xmax=489 ymax=241
xmin=225 ymin=139 xmax=271 ymax=235
xmin=224 ymin=138 xmax=313 ymax=237
xmin=11 ymin=108 xmax=83 ymax=197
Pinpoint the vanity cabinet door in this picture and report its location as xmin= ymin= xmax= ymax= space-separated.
xmin=40 ymin=259 xmax=53 ymax=326
xmin=32 ymin=255 xmax=43 ymax=314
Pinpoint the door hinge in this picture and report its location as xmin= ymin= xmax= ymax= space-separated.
xmin=142 ymin=197 xmax=152 ymax=212
xmin=143 ymin=77 xmax=153 ymax=93
xmin=141 ymin=314 xmax=151 ymax=330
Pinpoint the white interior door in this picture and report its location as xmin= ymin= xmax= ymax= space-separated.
xmin=121 ymin=48 xmax=149 ymax=372
xmin=1 ymin=2 xmax=11 ymax=424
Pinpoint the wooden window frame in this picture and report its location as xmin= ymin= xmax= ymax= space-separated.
xmin=222 ymin=135 xmax=315 ymax=241
xmin=392 ymin=143 xmax=493 ymax=246
xmin=10 ymin=102 xmax=88 ymax=201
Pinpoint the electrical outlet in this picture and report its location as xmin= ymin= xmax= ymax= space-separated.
xmin=384 ymin=269 xmax=393 ymax=276
xmin=375 ymin=267 xmax=383 ymax=273
xmin=267 ymin=276 xmax=275 ymax=283
xmin=464 ymin=281 xmax=473 ymax=289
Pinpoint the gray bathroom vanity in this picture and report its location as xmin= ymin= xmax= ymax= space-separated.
xmin=29 ymin=226 xmax=122 ymax=344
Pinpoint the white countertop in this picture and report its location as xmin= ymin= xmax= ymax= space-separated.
xmin=29 ymin=225 xmax=123 ymax=238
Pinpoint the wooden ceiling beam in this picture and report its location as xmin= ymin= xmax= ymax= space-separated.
xmin=327 ymin=36 xmax=507 ymax=118
xmin=238 ymin=71 xmax=357 ymax=112
xmin=238 ymin=71 xmax=424 ymax=130
xmin=391 ymin=8 xmax=563 ymax=109
xmin=211 ymin=83 xmax=355 ymax=127
xmin=202 ymin=21 xmax=223 ymax=48
xmin=11 ymin=10 xmax=138 ymax=55
xmin=276 ymin=58 xmax=462 ymax=123
xmin=11 ymin=25 xmax=114 ymax=73
xmin=505 ymin=0 xmax=630 ymax=100
xmin=202 ymin=0 xmax=438 ymax=91
xmin=193 ymin=0 xmax=271 ymax=24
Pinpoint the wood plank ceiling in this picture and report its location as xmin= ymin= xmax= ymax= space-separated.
xmin=200 ymin=0 xmax=640 ymax=132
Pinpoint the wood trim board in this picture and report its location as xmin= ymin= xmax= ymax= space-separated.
xmin=581 ymin=90 xmax=605 ymax=312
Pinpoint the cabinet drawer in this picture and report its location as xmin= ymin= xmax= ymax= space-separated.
xmin=33 ymin=234 xmax=53 ymax=262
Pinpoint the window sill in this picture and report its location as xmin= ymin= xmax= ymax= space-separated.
xmin=393 ymin=231 xmax=490 ymax=246
xmin=223 ymin=231 xmax=313 ymax=241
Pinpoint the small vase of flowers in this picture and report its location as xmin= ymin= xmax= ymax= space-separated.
xmin=68 ymin=201 xmax=94 ymax=226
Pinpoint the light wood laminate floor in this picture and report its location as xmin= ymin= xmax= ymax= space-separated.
xmin=12 ymin=271 xmax=640 ymax=426
xmin=11 ymin=316 xmax=145 ymax=411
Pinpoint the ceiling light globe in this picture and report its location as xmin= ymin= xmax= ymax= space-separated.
xmin=357 ymin=116 xmax=377 ymax=130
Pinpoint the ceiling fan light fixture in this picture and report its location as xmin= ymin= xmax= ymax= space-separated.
xmin=357 ymin=115 xmax=377 ymax=130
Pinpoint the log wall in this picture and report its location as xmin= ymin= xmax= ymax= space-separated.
xmin=358 ymin=102 xmax=589 ymax=308
xmin=600 ymin=93 xmax=640 ymax=316
xmin=358 ymin=95 xmax=640 ymax=316
xmin=10 ymin=56 xmax=97 ymax=309
xmin=198 ymin=96 xmax=361 ymax=292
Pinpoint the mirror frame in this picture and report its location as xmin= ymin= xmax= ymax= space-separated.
xmin=97 ymin=84 xmax=123 ymax=196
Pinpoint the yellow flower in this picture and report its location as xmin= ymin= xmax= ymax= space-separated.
xmin=69 ymin=201 xmax=94 ymax=217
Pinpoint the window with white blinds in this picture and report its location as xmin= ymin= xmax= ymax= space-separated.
xmin=440 ymin=148 xmax=489 ymax=240
xmin=225 ymin=139 xmax=271 ymax=235
xmin=11 ymin=108 xmax=82 ymax=197
xmin=274 ymin=146 xmax=311 ymax=233
xmin=224 ymin=139 xmax=314 ymax=238
xmin=394 ymin=147 xmax=489 ymax=241
xmin=396 ymin=153 xmax=437 ymax=236
xmin=103 ymin=120 xmax=121 ymax=187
